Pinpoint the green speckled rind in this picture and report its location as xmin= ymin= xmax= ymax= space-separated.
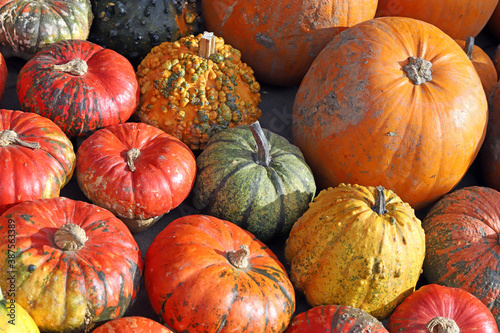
xmin=193 ymin=124 xmax=316 ymax=242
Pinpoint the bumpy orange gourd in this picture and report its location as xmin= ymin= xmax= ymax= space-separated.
xmin=202 ymin=0 xmax=378 ymax=86
xmin=455 ymin=37 xmax=497 ymax=99
xmin=376 ymin=0 xmax=498 ymax=40
xmin=136 ymin=33 xmax=261 ymax=151
xmin=284 ymin=183 xmax=425 ymax=319
xmin=292 ymin=17 xmax=488 ymax=210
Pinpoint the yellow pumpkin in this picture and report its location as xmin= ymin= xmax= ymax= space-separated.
xmin=284 ymin=183 xmax=425 ymax=319
xmin=0 ymin=287 xmax=39 ymax=333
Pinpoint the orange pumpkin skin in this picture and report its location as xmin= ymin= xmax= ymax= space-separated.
xmin=375 ymin=0 xmax=498 ymax=40
xmin=0 ymin=197 xmax=143 ymax=333
xmin=202 ymin=0 xmax=378 ymax=86
xmin=455 ymin=38 xmax=497 ymax=99
xmin=92 ymin=316 xmax=173 ymax=333
xmin=292 ymin=17 xmax=488 ymax=210
xmin=481 ymin=82 xmax=500 ymax=190
xmin=145 ymin=214 xmax=296 ymax=333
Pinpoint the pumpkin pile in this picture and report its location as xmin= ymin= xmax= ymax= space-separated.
xmin=1 ymin=0 xmax=500 ymax=331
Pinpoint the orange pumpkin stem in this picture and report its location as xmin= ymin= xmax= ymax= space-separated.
xmin=404 ymin=56 xmax=433 ymax=85
xmin=51 ymin=58 xmax=88 ymax=76
xmin=227 ymin=244 xmax=250 ymax=269
xmin=372 ymin=186 xmax=387 ymax=215
xmin=0 ymin=129 xmax=41 ymax=149
xmin=54 ymin=223 xmax=88 ymax=251
xmin=199 ymin=31 xmax=216 ymax=58
xmin=464 ymin=36 xmax=474 ymax=60
xmin=250 ymin=121 xmax=271 ymax=166
xmin=126 ymin=148 xmax=141 ymax=172
xmin=426 ymin=316 xmax=460 ymax=333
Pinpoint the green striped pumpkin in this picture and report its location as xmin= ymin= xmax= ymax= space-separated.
xmin=193 ymin=121 xmax=316 ymax=242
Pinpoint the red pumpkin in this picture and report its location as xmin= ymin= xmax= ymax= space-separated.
xmin=285 ymin=305 xmax=388 ymax=332
xmin=388 ymin=284 xmax=498 ymax=333
xmin=77 ymin=122 xmax=197 ymax=233
xmin=92 ymin=316 xmax=173 ymax=333
xmin=0 ymin=52 xmax=6 ymax=99
xmin=17 ymin=39 xmax=139 ymax=137
xmin=145 ymin=214 xmax=296 ymax=332
xmin=292 ymin=17 xmax=488 ymax=210
xmin=0 ymin=109 xmax=75 ymax=215
xmin=375 ymin=0 xmax=498 ymax=40
xmin=423 ymin=186 xmax=500 ymax=327
xmin=202 ymin=0 xmax=378 ymax=86
xmin=0 ymin=197 xmax=143 ymax=332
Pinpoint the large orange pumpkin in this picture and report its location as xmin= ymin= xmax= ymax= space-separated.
xmin=375 ymin=0 xmax=498 ymax=40
xmin=202 ymin=0 xmax=378 ymax=86
xmin=292 ymin=17 xmax=488 ymax=210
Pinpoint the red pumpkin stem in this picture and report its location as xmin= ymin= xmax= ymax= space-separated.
xmin=465 ymin=36 xmax=474 ymax=60
xmin=227 ymin=245 xmax=250 ymax=269
xmin=0 ymin=129 xmax=41 ymax=149
xmin=199 ymin=31 xmax=216 ymax=58
xmin=426 ymin=316 xmax=460 ymax=333
xmin=250 ymin=121 xmax=271 ymax=167
xmin=372 ymin=186 xmax=387 ymax=215
xmin=126 ymin=148 xmax=141 ymax=172
xmin=54 ymin=223 xmax=88 ymax=251
xmin=51 ymin=58 xmax=88 ymax=76
xmin=403 ymin=56 xmax=433 ymax=85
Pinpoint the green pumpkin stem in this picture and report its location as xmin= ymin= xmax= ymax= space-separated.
xmin=54 ymin=223 xmax=88 ymax=251
xmin=404 ymin=56 xmax=432 ymax=85
xmin=199 ymin=31 xmax=216 ymax=58
xmin=0 ymin=130 xmax=41 ymax=149
xmin=426 ymin=316 xmax=460 ymax=333
xmin=372 ymin=186 xmax=387 ymax=215
xmin=51 ymin=58 xmax=88 ymax=76
xmin=250 ymin=121 xmax=271 ymax=167
xmin=465 ymin=36 xmax=474 ymax=60
xmin=227 ymin=245 xmax=250 ymax=269
xmin=126 ymin=148 xmax=141 ymax=172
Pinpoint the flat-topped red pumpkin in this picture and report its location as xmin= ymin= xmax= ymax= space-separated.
xmin=91 ymin=316 xmax=173 ymax=333
xmin=17 ymin=39 xmax=139 ymax=137
xmin=0 ymin=197 xmax=143 ymax=333
xmin=0 ymin=109 xmax=75 ymax=215
xmin=77 ymin=122 xmax=197 ymax=233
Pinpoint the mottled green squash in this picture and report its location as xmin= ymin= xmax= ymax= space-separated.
xmin=193 ymin=121 xmax=316 ymax=242
xmin=88 ymin=0 xmax=203 ymax=67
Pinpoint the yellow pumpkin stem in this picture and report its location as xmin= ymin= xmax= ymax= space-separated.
xmin=0 ymin=130 xmax=41 ymax=149
xmin=199 ymin=31 xmax=216 ymax=58
xmin=227 ymin=245 xmax=250 ymax=269
xmin=54 ymin=223 xmax=88 ymax=251
xmin=250 ymin=121 xmax=271 ymax=167
xmin=372 ymin=186 xmax=387 ymax=215
xmin=464 ymin=36 xmax=474 ymax=60
xmin=426 ymin=316 xmax=460 ymax=333
xmin=51 ymin=58 xmax=88 ymax=76
xmin=126 ymin=148 xmax=141 ymax=172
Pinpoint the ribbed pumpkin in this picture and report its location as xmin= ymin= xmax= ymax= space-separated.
xmin=292 ymin=17 xmax=488 ymax=210
xmin=91 ymin=316 xmax=173 ymax=333
xmin=375 ymin=0 xmax=498 ymax=40
xmin=388 ymin=284 xmax=498 ymax=333
xmin=0 ymin=287 xmax=39 ymax=333
xmin=0 ymin=197 xmax=143 ymax=333
xmin=202 ymin=0 xmax=378 ymax=86
xmin=285 ymin=305 xmax=388 ymax=333
xmin=481 ymin=81 xmax=500 ymax=191
xmin=145 ymin=214 xmax=296 ymax=332
xmin=0 ymin=109 xmax=75 ymax=215
xmin=88 ymin=0 xmax=203 ymax=68
xmin=135 ymin=32 xmax=262 ymax=151
xmin=17 ymin=39 xmax=139 ymax=137
xmin=193 ymin=121 xmax=316 ymax=242
xmin=423 ymin=186 xmax=500 ymax=327
xmin=455 ymin=37 xmax=497 ymax=99
xmin=0 ymin=51 xmax=6 ymax=99
xmin=284 ymin=183 xmax=425 ymax=319
xmin=0 ymin=0 xmax=93 ymax=59
xmin=77 ymin=122 xmax=197 ymax=233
